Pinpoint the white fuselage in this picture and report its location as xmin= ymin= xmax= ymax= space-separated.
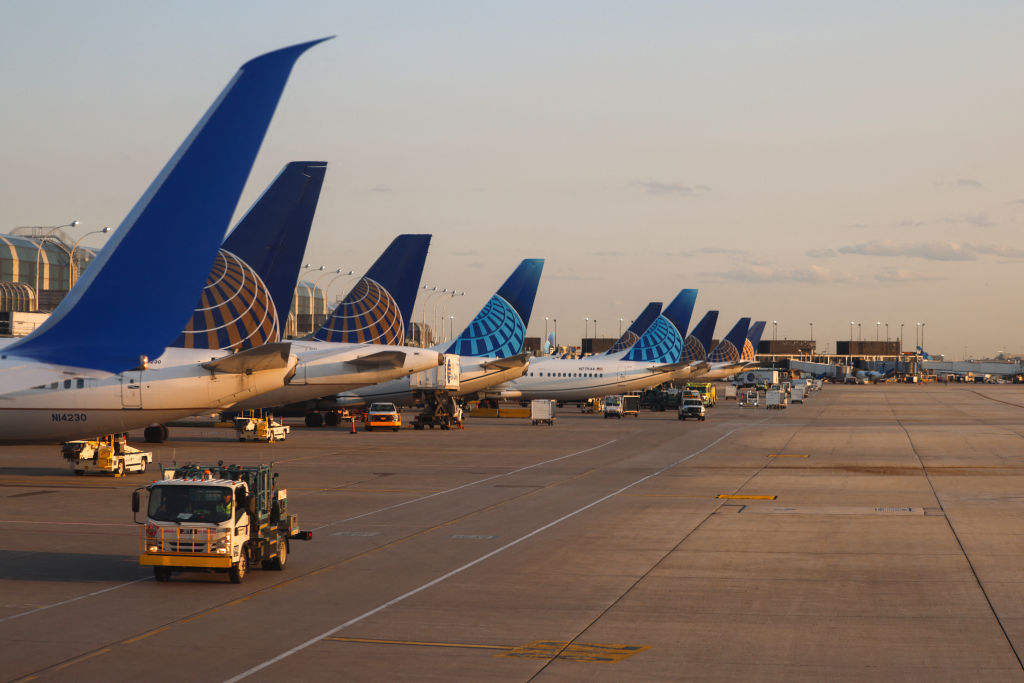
xmin=485 ymin=356 xmax=676 ymax=402
xmin=330 ymin=355 xmax=528 ymax=408
xmin=231 ymin=340 xmax=442 ymax=410
xmin=0 ymin=348 xmax=297 ymax=443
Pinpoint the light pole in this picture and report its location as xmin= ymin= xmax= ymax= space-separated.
xmin=921 ymin=322 xmax=925 ymax=353
xmin=916 ymin=322 xmax=922 ymax=351
xmin=857 ymin=322 xmax=862 ymax=341
xmin=809 ymin=322 xmax=813 ymax=343
xmin=899 ymin=322 xmax=904 ymax=352
xmin=876 ymin=321 xmax=880 ymax=342
xmin=585 ymin=317 xmax=589 ymax=344
xmin=69 ymin=226 xmax=111 ymax=287
xmin=594 ymin=319 xmax=598 ymax=339
xmin=448 ymin=315 xmax=455 ymax=343
xmin=439 ymin=291 xmax=463 ymax=341
xmin=553 ymin=319 xmax=558 ymax=350
xmin=885 ymin=322 xmax=889 ymax=343
xmin=544 ymin=316 xmax=549 ymax=345
xmin=431 ymin=288 xmax=450 ymax=340
xmin=33 ymin=220 xmax=79 ymax=308
xmin=619 ymin=318 xmax=624 ymax=336
xmin=772 ymin=320 xmax=777 ymax=342
xmin=325 ymin=269 xmax=355 ymax=302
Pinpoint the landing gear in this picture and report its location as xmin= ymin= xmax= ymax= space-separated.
xmin=143 ymin=424 xmax=168 ymax=443
xmin=304 ymin=412 xmax=323 ymax=428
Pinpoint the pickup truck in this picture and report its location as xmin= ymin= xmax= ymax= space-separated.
xmin=678 ymin=398 xmax=707 ymax=421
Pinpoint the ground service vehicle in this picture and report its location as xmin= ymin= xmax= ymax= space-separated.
xmin=686 ymin=383 xmax=717 ymax=407
xmin=678 ymin=398 xmax=706 ymax=421
xmin=531 ymin=399 xmax=556 ymax=425
xmin=234 ymin=411 xmax=290 ymax=442
xmin=739 ymin=390 xmax=758 ymax=407
xmin=603 ymin=395 xmax=624 ymax=418
xmin=738 ymin=369 xmax=779 ymax=387
xmin=365 ymin=403 xmax=402 ymax=431
xmin=133 ymin=462 xmax=311 ymax=583
xmin=724 ymin=384 xmax=738 ymax=400
xmin=63 ymin=434 xmax=153 ymax=476
xmin=766 ymin=390 xmax=787 ymax=409
xmin=791 ymin=384 xmax=806 ymax=403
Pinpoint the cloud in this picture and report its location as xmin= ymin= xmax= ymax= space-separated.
xmin=897 ymin=219 xmax=926 ymax=228
xmin=935 ymin=178 xmax=983 ymax=191
xmin=837 ymin=240 xmax=976 ymax=261
xmin=965 ymin=213 xmax=993 ymax=227
xmin=633 ymin=179 xmax=711 ymax=196
xmin=957 ymin=178 xmax=983 ymax=189
xmin=694 ymin=247 xmax=745 ymax=255
xmin=836 ymin=240 xmax=1024 ymax=261
xmin=874 ymin=270 xmax=943 ymax=283
xmin=590 ymin=250 xmax=624 ymax=257
xmin=805 ymin=248 xmax=837 ymax=258
xmin=716 ymin=265 xmax=850 ymax=284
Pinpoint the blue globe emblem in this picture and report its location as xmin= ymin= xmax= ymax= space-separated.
xmin=447 ymin=295 xmax=524 ymax=358
xmin=625 ymin=317 xmax=683 ymax=363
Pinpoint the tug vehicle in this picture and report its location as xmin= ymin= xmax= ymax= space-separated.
xmin=233 ymin=410 xmax=290 ymax=442
xmin=133 ymin=462 xmax=311 ymax=583
xmin=62 ymin=434 xmax=153 ymax=476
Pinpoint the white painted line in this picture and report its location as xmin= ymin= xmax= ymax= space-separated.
xmin=0 ymin=520 xmax=136 ymax=527
xmin=312 ymin=439 xmax=619 ymax=532
xmin=0 ymin=576 xmax=151 ymax=624
xmin=225 ymin=429 xmax=740 ymax=682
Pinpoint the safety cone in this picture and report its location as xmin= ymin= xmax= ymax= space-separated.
xmin=350 ymin=416 xmax=357 ymax=434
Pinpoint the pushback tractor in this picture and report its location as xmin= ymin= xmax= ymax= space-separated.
xmin=133 ymin=462 xmax=311 ymax=583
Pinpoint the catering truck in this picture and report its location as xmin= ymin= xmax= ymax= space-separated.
xmin=133 ymin=462 xmax=311 ymax=583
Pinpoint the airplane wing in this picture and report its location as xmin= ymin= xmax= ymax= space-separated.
xmin=479 ymin=353 xmax=531 ymax=371
xmin=653 ymin=360 xmax=708 ymax=375
xmin=344 ymin=350 xmax=407 ymax=368
xmin=202 ymin=343 xmax=292 ymax=374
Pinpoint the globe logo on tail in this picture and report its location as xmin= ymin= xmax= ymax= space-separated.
xmin=313 ymin=277 xmax=404 ymax=344
xmin=174 ymin=250 xmax=279 ymax=350
xmin=447 ymin=295 xmax=524 ymax=358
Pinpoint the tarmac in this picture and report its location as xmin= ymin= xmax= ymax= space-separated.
xmin=3 ymin=383 xmax=1024 ymax=681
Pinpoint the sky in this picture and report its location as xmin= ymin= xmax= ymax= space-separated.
xmin=2 ymin=1 xmax=1023 ymax=358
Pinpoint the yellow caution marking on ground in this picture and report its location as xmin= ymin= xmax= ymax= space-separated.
xmin=325 ymin=636 xmax=511 ymax=651
xmin=768 ymin=454 xmax=809 ymax=458
xmin=717 ymin=494 xmax=777 ymax=500
xmin=498 ymin=640 xmax=649 ymax=662
xmin=51 ymin=648 xmax=111 ymax=671
xmin=122 ymin=626 xmax=170 ymax=645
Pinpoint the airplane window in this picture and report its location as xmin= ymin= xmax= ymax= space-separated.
xmin=50 ymin=382 xmax=58 ymax=389
xmin=76 ymin=379 xmax=84 ymax=388
xmin=63 ymin=379 xmax=71 ymax=389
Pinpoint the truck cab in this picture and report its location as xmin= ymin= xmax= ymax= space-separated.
xmin=134 ymin=463 xmax=309 ymax=583
xmin=603 ymin=395 xmax=624 ymax=418
xmin=678 ymin=398 xmax=706 ymax=421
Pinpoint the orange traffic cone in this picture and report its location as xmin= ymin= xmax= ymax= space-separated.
xmin=350 ymin=416 xmax=357 ymax=434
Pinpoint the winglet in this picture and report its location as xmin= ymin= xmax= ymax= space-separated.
xmin=6 ymin=38 xmax=331 ymax=373
xmin=604 ymin=302 xmax=662 ymax=355
xmin=445 ymin=259 xmax=545 ymax=358
xmin=312 ymin=234 xmax=431 ymax=345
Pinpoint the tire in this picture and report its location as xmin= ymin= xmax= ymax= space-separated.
xmin=393 ymin=426 xmax=400 ymax=432
xmin=160 ymin=424 xmax=169 ymax=441
xmin=73 ymin=469 xmax=84 ymax=476
xmin=153 ymin=566 xmax=172 ymax=582
xmin=116 ymin=460 xmax=126 ymax=476
xmin=305 ymin=413 xmax=323 ymax=428
xmin=365 ymin=425 xmax=373 ymax=432
xmin=139 ymin=459 xmax=147 ymax=473
xmin=229 ymin=551 xmax=247 ymax=584
xmin=271 ymin=538 xmax=288 ymax=570
xmin=143 ymin=426 xmax=165 ymax=444
xmin=324 ymin=411 xmax=339 ymax=427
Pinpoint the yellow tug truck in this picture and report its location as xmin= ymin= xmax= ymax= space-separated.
xmin=133 ymin=462 xmax=311 ymax=583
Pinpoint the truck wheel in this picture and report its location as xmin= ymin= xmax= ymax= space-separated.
xmin=139 ymin=459 xmax=147 ymax=473
xmin=143 ymin=426 xmax=165 ymax=443
xmin=116 ymin=460 xmax=126 ymax=476
xmin=305 ymin=413 xmax=323 ymax=428
xmin=271 ymin=539 xmax=288 ymax=570
xmin=229 ymin=553 xmax=247 ymax=583
xmin=324 ymin=411 xmax=340 ymax=427
xmin=153 ymin=566 xmax=171 ymax=582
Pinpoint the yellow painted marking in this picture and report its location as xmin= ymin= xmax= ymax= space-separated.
xmin=325 ymin=636 xmax=511 ymax=651
xmin=769 ymin=454 xmax=809 ymax=458
xmin=121 ymin=626 xmax=170 ymax=644
xmin=323 ymin=637 xmax=648 ymax=663
xmin=717 ymin=494 xmax=777 ymax=500
xmin=498 ymin=640 xmax=649 ymax=662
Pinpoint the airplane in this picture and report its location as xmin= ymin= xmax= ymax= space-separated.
xmin=317 ymin=258 xmax=545 ymax=414
xmin=0 ymin=39 xmax=329 ymax=443
xmin=483 ymin=289 xmax=714 ymax=402
xmin=741 ymin=321 xmax=767 ymax=362
xmin=228 ymin=234 xmax=444 ymax=416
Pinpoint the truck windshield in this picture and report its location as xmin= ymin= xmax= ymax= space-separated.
xmin=605 ymin=397 xmax=620 ymax=406
xmin=148 ymin=485 xmax=232 ymax=524
xmin=369 ymin=403 xmax=396 ymax=412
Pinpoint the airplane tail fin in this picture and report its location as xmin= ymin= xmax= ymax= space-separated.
xmin=6 ymin=38 xmax=330 ymax=373
xmin=680 ymin=310 xmax=719 ymax=362
xmin=742 ymin=320 xmax=767 ymax=361
xmin=604 ymin=302 xmax=662 ymax=354
xmin=311 ymin=234 xmax=431 ymax=345
xmin=662 ymin=288 xmax=698 ymax=338
xmin=172 ymin=161 xmax=327 ymax=351
xmin=916 ymin=345 xmax=931 ymax=360
xmin=708 ymin=317 xmax=751 ymax=363
xmin=446 ymin=259 xmax=544 ymax=358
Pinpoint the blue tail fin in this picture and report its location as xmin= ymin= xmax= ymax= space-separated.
xmin=446 ymin=259 xmax=544 ymax=358
xmin=622 ymin=289 xmax=698 ymax=363
xmin=742 ymin=321 xmax=766 ymax=361
xmin=604 ymin=302 xmax=662 ymax=355
xmin=680 ymin=310 xmax=718 ymax=362
xmin=311 ymin=234 xmax=431 ymax=345
xmin=708 ymin=317 xmax=751 ymax=363
xmin=6 ymin=38 xmax=330 ymax=372
xmin=662 ymin=289 xmax=698 ymax=338
xmin=172 ymin=161 xmax=327 ymax=350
